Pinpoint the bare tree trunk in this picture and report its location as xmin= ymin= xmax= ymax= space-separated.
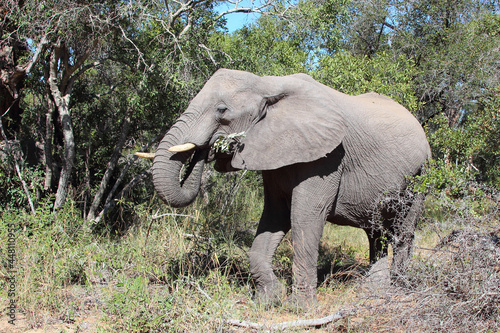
xmin=93 ymin=169 xmax=151 ymax=224
xmin=0 ymin=34 xmax=48 ymax=138
xmin=46 ymin=39 xmax=95 ymax=210
xmin=43 ymin=90 xmax=55 ymax=192
xmin=47 ymin=42 xmax=76 ymax=210
xmin=83 ymin=131 xmax=92 ymax=220
xmin=0 ymin=104 xmax=36 ymax=215
xmin=87 ymin=114 xmax=131 ymax=220
xmin=53 ymin=97 xmax=75 ymax=209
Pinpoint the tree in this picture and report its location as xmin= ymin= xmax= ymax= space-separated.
xmin=344 ymin=0 xmax=500 ymax=183
xmin=348 ymin=0 xmax=500 ymax=125
xmin=314 ymin=51 xmax=419 ymax=112
xmin=212 ymin=0 xmax=351 ymax=75
xmin=1 ymin=0 xmax=281 ymax=217
xmin=0 ymin=1 xmax=48 ymax=139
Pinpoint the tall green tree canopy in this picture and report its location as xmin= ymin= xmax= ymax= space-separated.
xmin=1 ymin=0 xmax=499 ymax=218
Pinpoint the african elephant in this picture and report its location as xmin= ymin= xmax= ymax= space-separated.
xmin=151 ymin=69 xmax=431 ymax=307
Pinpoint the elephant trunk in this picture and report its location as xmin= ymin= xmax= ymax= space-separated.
xmin=152 ymin=109 xmax=215 ymax=208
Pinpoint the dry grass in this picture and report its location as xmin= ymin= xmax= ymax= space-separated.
xmin=1 ymin=179 xmax=499 ymax=332
xmin=339 ymin=187 xmax=500 ymax=333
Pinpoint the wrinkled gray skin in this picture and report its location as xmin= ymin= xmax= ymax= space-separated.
xmin=152 ymin=69 xmax=431 ymax=307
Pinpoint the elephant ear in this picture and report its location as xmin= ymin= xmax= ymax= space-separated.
xmin=231 ymin=77 xmax=347 ymax=170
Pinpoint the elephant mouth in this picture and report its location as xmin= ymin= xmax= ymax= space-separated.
xmin=169 ymin=132 xmax=244 ymax=176
xmin=207 ymin=135 xmax=243 ymax=172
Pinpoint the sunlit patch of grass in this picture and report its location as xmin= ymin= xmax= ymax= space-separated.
xmin=321 ymin=224 xmax=369 ymax=263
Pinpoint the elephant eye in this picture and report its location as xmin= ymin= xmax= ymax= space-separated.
xmin=217 ymin=106 xmax=228 ymax=114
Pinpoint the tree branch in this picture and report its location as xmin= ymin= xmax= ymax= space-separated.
xmin=198 ymin=43 xmax=216 ymax=65
xmin=59 ymin=41 xmax=96 ymax=94
xmin=93 ymin=169 xmax=152 ymax=224
xmin=119 ymin=24 xmax=149 ymax=69
xmin=17 ymin=34 xmax=50 ymax=77
xmin=90 ymin=133 xmax=163 ymax=224
xmin=0 ymin=102 xmax=35 ymax=215
xmin=66 ymin=60 xmax=101 ymax=94
xmin=152 ymin=212 xmax=197 ymax=220
xmin=86 ymin=113 xmax=131 ymax=221
xmin=227 ymin=310 xmax=349 ymax=330
xmin=215 ymin=1 xmax=273 ymax=21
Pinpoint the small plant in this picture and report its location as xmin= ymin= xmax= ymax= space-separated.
xmin=213 ymin=132 xmax=246 ymax=153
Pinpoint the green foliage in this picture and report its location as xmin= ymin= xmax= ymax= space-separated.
xmin=197 ymin=168 xmax=263 ymax=245
xmin=388 ymin=1 xmax=500 ymax=125
xmin=411 ymin=159 xmax=477 ymax=196
xmin=213 ymin=131 xmax=246 ymax=153
xmin=0 ymin=177 xmax=258 ymax=328
xmin=0 ymin=178 xmax=370 ymax=330
xmin=211 ymin=0 xmax=352 ymax=75
xmin=212 ymin=20 xmax=309 ymax=75
xmin=105 ymin=275 xmax=171 ymax=331
xmin=314 ymin=51 xmax=420 ymax=112
xmin=0 ymin=161 xmax=44 ymax=212
xmin=426 ymin=94 xmax=500 ymax=186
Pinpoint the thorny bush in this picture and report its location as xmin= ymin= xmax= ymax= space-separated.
xmin=356 ymin=182 xmax=500 ymax=332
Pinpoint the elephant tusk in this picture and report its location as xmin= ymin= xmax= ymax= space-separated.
xmin=168 ymin=142 xmax=197 ymax=153
xmin=135 ymin=152 xmax=155 ymax=159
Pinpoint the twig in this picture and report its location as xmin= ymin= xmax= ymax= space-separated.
xmin=198 ymin=43 xmax=216 ymax=65
xmin=220 ymin=170 xmax=247 ymax=216
xmin=92 ymin=133 xmax=162 ymax=223
xmin=188 ymin=281 xmax=212 ymax=301
xmin=227 ymin=310 xmax=349 ymax=330
xmin=119 ymin=24 xmax=149 ymax=70
xmin=152 ymin=212 xmax=197 ymax=220
xmin=93 ymin=169 xmax=151 ymax=223
xmin=215 ymin=1 xmax=273 ymax=21
xmin=320 ymin=263 xmax=365 ymax=287
xmin=182 ymin=233 xmax=213 ymax=241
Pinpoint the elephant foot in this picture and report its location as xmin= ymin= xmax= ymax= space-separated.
xmin=390 ymin=253 xmax=412 ymax=287
xmin=253 ymin=281 xmax=286 ymax=308
xmin=283 ymin=290 xmax=318 ymax=310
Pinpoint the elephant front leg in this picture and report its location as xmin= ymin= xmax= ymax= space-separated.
xmin=249 ymin=229 xmax=288 ymax=306
xmin=249 ymin=171 xmax=292 ymax=307
xmin=284 ymin=162 xmax=341 ymax=308
xmin=285 ymin=219 xmax=325 ymax=308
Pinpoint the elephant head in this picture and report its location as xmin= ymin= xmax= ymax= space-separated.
xmin=152 ymin=69 xmax=346 ymax=207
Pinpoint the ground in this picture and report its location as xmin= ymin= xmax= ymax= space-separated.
xmin=1 ymin=222 xmax=498 ymax=332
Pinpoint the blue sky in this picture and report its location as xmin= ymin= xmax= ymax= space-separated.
xmin=215 ymin=0 xmax=263 ymax=32
xmin=223 ymin=12 xmax=258 ymax=32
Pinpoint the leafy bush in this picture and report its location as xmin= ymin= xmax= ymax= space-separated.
xmin=0 ymin=158 xmax=44 ymax=212
xmin=425 ymin=95 xmax=500 ymax=187
xmin=314 ymin=51 xmax=420 ymax=112
xmin=412 ymin=159 xmax=478 ymax=197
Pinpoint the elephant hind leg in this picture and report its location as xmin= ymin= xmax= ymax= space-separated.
xmin=365 ymin=227 xmax=390 ymax=264
xmin=390 ymin=192 xmax=425 ymax=284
